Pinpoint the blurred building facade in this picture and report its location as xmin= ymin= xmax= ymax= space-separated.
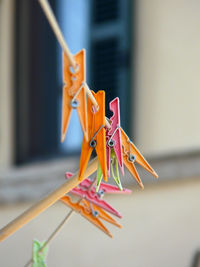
xmin=0 ymin=0 xmax=200 ymax=179
xmin=1 ymin=2 xmax=200 ymax=266
xmin=134 ymin=0 xmax=200 ymax=157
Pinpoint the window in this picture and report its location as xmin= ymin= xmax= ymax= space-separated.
xmin=14 ymin=0 xmax=133 ymax=164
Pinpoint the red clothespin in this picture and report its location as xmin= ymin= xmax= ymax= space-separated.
xmin=65 ymin=174 xmax=121 ymax=218
xmin=62 ymin=49 xmax=88 ymax=142
xmin=120 ymin=127 xmax=158 ymax=188
xmin=106 ymin=97 xmax=124 ymax=177
xmin=78 ymin=91 xmax=107 ymax=182
xmin=61 ymin=196 xmax=122 ymax=238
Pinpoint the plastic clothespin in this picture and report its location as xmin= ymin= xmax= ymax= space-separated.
xmin=32 ymin=240 xmax=48 ymax=267
xmin=60 ymin=196 xmax=121 ymax=238
xmin=65 ymin=172 xmax=124 ymax=218
xmin=96 ymin=97 xmax=124 ymax=191
xmin=67 ymin=184 xmax=122 ymax=218
xmin=96 ymin=163 xmax=103 ymax=192
xmin=78 ymin=90 xmax=107 ymax=182
xmin=96 ymin=150 xmax=123 ymax=192
xmin=106 ymin=97 xmax=124 ymax=176
xmin=110 ymin=149 xmax=123 ymax=190
xmin=65 ymin=172 xmax=131 ymax=195
xmin=62 ymin=49 xmax=88 ymax=142
xmin=81 ymin=199 xmax=122 ymax=230
xmin=120 ymin=127 xmax=158 ymax=189
xmin=92 ymin=180 xmax=131 ymax=195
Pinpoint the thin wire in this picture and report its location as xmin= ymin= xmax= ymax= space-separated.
xmin=23 ymin=210 xmax=74 ymax=267
xmin=108 ymin=125 xmax=119 ymax=143
xmin=83 ymin=82 xmax=99 ymax=111
xmin=91 ymin=125 xmax=105 ymax=142
xmin=41 ymin=210 xmax=74 ymax=253
xmin=71 ymin=84 xmax=84 ymax=103
xmin=23 ymin=258 xmax=32 ymax=267
xmin=24 ymin=178 xmax=97 ymax=267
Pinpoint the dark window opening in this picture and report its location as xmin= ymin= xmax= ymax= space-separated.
xmin=14 ymin=0 xmax=133 ymax=165
xmin=93 ymin=0 xmax=119 ymax=24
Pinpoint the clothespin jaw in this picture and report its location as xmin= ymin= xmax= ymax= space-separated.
xmin=62 ymin=49 xmax=88 ymax=142
xmin=65 ymin=174 xmax=122 ymax=218
xmin=120 ymin=127 xmax=158 ymax=189
xmin=107 ymin=97 xmax=124 ymax=177
xmin=78 ymin=90 xmax=107 ymax=182
xmin=96 ymin=149 xmax=123 ymax=191
xmin=96 ymin=163 xmax=103 ymax=192
xmin=110 ymin=149 xmax=123 ymax=191
xmin=61 ymin=196 xmax=121 ymax=238
xmin=95 ymin=181 xmax=131 ymax=195
xmin=32 ymin=240 xmax=48 ymax=267
xmin=82 ymin=200 xmax=122 ymax=229
xmin=65 ymin=172 xmax=132 ymax=195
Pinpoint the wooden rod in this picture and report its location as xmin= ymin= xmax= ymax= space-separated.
xmin=38 ymin=0 xmax=76 ymax=69
xmin=84 ymin=83 xmax=111 ymax=129
xmin=38 ymin=0 xmax=110 ymax=121
xmin=84 ymin=82 xmax=99 ymax=112
xmin=0 ymin=157 xmax=98 ymax=242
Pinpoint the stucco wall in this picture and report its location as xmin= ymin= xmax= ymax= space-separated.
xmin=1 ymin=179 xmax=200 ymax=267
xmin=0 ymin=0 xmax=15 ymax=168
xmin=134 ymin=0 xmax=200 ymax=156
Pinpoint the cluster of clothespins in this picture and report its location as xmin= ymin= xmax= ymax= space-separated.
xmin=25 ymin=177 xmax=132 ymax=267
xmin=0 ymin=1 xmax=158 ymax=266
xmin=62 ymin=172 xmax=131 ymax=237
xmin=26 ymin=38 xmax=158 ymax=267
xmin=62 ymin=48 xmax=158 ymax=191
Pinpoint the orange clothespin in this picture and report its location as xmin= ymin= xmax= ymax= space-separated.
xmin=62 ymin=49 xmax=88 ymax=142
xmin=78 ymin=91 xmax=107 ymax=182
xmin=61 ymin=196 xmax=121 ymax=238
xmin=120 ymin=127 xmax=158 ymax=188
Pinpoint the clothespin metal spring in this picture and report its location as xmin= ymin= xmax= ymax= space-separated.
xmin=122 ymin=139 xmax=137 ymax=163
xmin=128 ymin=139 xmax=136 ymax=163
xmin=89 ymin=124 xmax=105 ymax=148
xmin=107 ymin=125 xmax=120 ymax=148
xmin=90 ymin=203 xmax=99 ymax=217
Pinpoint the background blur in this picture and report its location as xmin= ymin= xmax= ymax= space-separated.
xmin=0 ymin=0 xmax=200 ymax=266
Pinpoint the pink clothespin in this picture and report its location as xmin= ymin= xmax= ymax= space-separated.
xmin=106 ymin=97 xmax=124 ymax=177
xmin=65 ymin=172 xmax=130 ymax=218
xmin=65 ymin=172 xmax=131 ymax=195
xmin=80 ymin=177 xmax=131 ymax=195
xmin=71 ymin=187 xmax=122 ymax=218
xmin=94 ymin=182 xmax=131 ymax=195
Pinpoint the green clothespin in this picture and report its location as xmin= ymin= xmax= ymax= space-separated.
xmin=32 ymin=240 xmax=48 ymax=267
xmin=110 ymin=149 xmax=123 ymax=191
xmin=96 ymin=162 xmax=103 ymax=192
xmin=96 ymin=149 xmax=123 ymax=191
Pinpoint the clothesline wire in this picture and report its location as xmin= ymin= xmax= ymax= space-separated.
xmin=23 ymin=178 xmax=97 ymax=266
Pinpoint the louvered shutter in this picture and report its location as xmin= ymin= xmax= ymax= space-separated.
xmin=89 ymin=0 xmax=133 ymax=133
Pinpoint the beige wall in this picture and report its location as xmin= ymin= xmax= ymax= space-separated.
xmin=1 ymin=0 xmax=200 ymax=168
xmin=134 ymin=0 xmax=200 ymax=156
xmin=0 ymin=0 xmax=15 ymax=168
